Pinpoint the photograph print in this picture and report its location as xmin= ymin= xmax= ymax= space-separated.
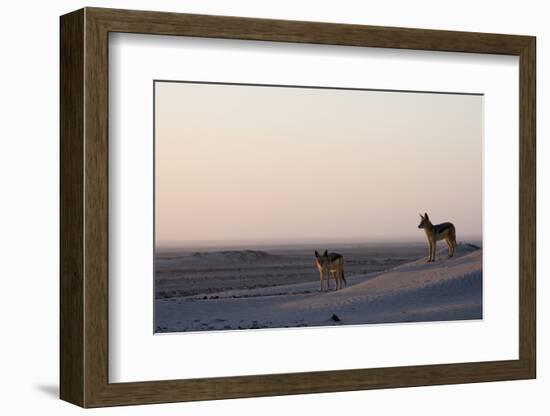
xmin=154 ymin=81 xmax=482 ymax=333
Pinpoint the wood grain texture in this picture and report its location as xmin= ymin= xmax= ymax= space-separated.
xmin=518 ymin=38 xmax=536 ymax=375
xmin=88 ymin=7 xmax=532 ymax=54
xmin=59 ymin=7 xmax=537 ymax=408
xmin=59 ymin=8 xmax=84 ymax=407
xmin=83 ymin=10 xmax=110 ymax=406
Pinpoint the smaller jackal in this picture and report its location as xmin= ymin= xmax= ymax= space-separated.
xmin=417 ymin=212 xmax=457 ymax=262
xmin=315 ymin=250 xmax=346 ymax=292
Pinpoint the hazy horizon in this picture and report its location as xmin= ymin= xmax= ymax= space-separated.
xmin=155 ymin=81 xmax=482 ymax=247
xmin=155 ymin=235 xmax=483 ymax=252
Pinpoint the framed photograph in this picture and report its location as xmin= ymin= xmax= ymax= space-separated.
xmin=60 ymin=7 xmax=536 ymax=408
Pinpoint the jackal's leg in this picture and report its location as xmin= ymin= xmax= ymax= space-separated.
xmin=445 ymin=239 xmax=453 ymax=257
xmin=430 ymin=240 xmax=436 ymax=262
xmin=426 ymin=242 xmax=432 ymax=262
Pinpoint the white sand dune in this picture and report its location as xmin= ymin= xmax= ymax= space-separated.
xmin=155 ymin=244 xmax=482 ymax=332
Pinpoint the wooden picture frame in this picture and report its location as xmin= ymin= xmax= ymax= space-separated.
xmin=60 ymin=7 xmax=536 ymax=408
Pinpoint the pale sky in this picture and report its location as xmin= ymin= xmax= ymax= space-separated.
xmin=155 ymin=81 xmax=482 ymax=247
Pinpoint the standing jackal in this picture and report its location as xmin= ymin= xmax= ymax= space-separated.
xmin=417 ymin=212 xmax=457 ymax=262
xmin=315 ymin=250 xmax=346 ymax=292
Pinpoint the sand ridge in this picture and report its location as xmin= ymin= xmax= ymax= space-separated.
xmin=155 ymin=244 xmax=482 ymax=333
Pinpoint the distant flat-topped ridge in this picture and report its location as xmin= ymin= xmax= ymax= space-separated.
xmin=191 ymin=250 xmax=279 ymax=262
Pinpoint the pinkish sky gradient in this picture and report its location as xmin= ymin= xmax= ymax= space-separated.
xmin=155 ymin=82 xmax=482 ymax=247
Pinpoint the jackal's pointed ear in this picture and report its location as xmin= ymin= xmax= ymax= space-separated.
xmin=323 ymin=250 xmax=328 ymax=256
xmin=314 ymin=250 xmax=319 ymax=257
xmin=424 ymin=212 xmax=429 ymax=220
xmin=419 ymin=213 xmax=424 ymax=219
